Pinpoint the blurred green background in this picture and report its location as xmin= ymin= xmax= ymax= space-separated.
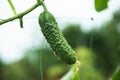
xmin=0 ymin=8 xmax=120 ymax=80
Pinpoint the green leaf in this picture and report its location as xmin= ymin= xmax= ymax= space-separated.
xmin=111 ymin=66 xmax=120 ymax=80
xmin=61 ymin=61 xmax=80 ymax=80
xmin=95 ymin=0 xmax=109 ymax=12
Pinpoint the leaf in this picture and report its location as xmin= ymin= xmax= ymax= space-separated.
xmin=95 ymin=0 xmax=109 ymax=12
xmin=111 ymin=66 xmax=120 ymax=80
xmin=60 ymin=61 xmax=80 ymax=80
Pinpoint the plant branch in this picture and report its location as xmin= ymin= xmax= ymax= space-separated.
xmin=0 ymin=2 xmax=42 ymax=25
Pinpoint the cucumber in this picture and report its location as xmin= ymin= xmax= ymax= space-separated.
xmin=38 ymin=11 xmax=76 ymax=64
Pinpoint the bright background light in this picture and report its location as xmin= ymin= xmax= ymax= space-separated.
xmin=0 ymin=0 xmax=120 ymax=64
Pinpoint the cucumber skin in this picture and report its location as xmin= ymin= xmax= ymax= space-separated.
xmin=38 ymin=11 xmax=76 ymax=64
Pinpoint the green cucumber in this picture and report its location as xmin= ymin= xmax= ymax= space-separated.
xmin=38 ymin=11 xmax=76 ymax=64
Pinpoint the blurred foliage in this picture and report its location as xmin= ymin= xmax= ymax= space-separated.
xmin=0 ymin=59 xmax=3 ymax=80
xmin=93 ymin=10 xmax=120 ymax=76
xmin=62 ymin=9 xmax=120 ymax=79
xmin=75 ymin=47 xmax=104 ymax=80
xmin=1 ymin=47 xmax=71 ymax=80
xmin=62 ymin=24 xmax=83 ymax=49
xmin=1 ymin=8 xmax=120 ymax=80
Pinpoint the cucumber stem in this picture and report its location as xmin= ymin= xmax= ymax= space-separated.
xmin=41 ymin=2 xmax=48 ymax=11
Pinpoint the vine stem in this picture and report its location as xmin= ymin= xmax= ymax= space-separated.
xmin=0 ymin=2 xmax=42 ymax=25
xmin=7 ymin=0 xmax=17 ymax=15
xmin=8 ymin=0 xmax=24 ymax=28
xmin=41 ymin=2 xmax=48 ymax=11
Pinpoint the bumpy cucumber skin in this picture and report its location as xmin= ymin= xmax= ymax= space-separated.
xmin=38 ymin=11 xmax=76 ymax=64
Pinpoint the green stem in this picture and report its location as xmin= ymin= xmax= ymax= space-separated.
xmin=7 ymin=0 xmax=17 ymax=15
xmin=37 ymin=0 xmax=40 ymax=3
xmin=0 ymin=2 xmax=42 ymax=25
xmin=19 ymin=17 xmax=23 ymax=28
xmin=41 ymin=2 xmax=48 ymax=11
